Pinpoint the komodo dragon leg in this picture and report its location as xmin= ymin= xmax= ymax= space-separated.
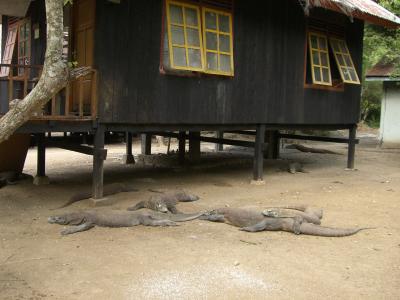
xmin=127 ymin=201 xmax=145 ymax=211
xmin=61 ymin=223 xmax=95 ymax=235
xmin=240 ymin=216 xmax=302 ymax=233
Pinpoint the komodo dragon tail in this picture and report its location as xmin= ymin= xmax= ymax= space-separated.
xmin=52 ymin=183 xmax=138 ymax=210
xmin=167 ymin=212 xmax=205 ymax=222
xmin=299 ymin=223 xmax=375 ymax=237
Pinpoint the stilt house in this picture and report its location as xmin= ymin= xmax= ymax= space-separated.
xmin=1 ymin=0 xmax=399 ymax=200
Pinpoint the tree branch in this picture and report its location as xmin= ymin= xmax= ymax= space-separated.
xmin=0 ymin=0 xmax=68 ymax=144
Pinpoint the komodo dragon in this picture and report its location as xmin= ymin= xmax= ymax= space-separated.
xmin=53 ymin=182 xmax=138 ymax=209
xmin=262 ymin=205 xmax=323 ymax=225
xmin=48 ymin=209 xmax=204 ymax=235
xmin=200 ymin=207 xmax=372 ymax=237
xmin=127 ymin=191 xmax=199 ymax=214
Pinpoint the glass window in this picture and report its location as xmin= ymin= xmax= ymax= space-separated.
xmin=329 ymin=37 xmax=360 ymax=84
xmin=308 ymin=32 xmax=332 ymax=86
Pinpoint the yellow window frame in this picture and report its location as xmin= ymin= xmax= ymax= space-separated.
xmin=202 ymin=7 xmax=234 ymax=76
xmin=308 ymin=32 xmax=332 ymax=86
xmin=166 ymin=0 xmax=205 ymax=72
xmin=329 ymin=37 xmax=360 ymax=85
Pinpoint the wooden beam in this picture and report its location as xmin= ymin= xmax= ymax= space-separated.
xmin=278 ymin=133 xmax=359 ymax=144
xmin=347 ymin=125 xmax=357 ymax=169
xmin=123 ymin=132 xmax=135 ymax=164
xmin=188 ymin=131 xmax=201 ymax=163
xmin=215 ymin=131 xmax=224 ymax=151
xmin=141 ymin=133 xmax=151 ymax=155
xmin=92 ymin=125 xmax=105 ymax=199
xmin=178 ymin=131 xmax=186 ymax=164
xmin=45 ymin=140 xmax=107 ymax=159
xmin=36 ymin=133 xmax=46 ymax=177
xmin=253 ymin=125 xmax=266 ymax=181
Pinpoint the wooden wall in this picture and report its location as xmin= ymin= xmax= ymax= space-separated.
xmin=95 ymin=0 xmax=363 ymax=125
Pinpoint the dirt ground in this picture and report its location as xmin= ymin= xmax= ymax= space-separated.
xmin=1 ymin=130 xmax=400 ymax=299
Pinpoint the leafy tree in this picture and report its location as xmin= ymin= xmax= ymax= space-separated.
xmin=361 ymin=0 xmax=400 ymax=127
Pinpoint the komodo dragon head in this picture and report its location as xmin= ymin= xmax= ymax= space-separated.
xmin=48 ymin=212 xmax=86 ymax=225
xmin=152 ymin=200 xmax=169 ymax=213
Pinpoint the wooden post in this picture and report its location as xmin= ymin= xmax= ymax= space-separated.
xmin=252 ymin=125 xmax=266 ymax=183
xmin=178 ymin=131 xmax=186 ymax=164
xmin=347 ymin=124 xmax=357 ymax=169
xmin=92 ymin=125 xmax=105 ymax=200
xmin=215 ymin=131 xmax=223 ymax=151
xmin=141 ymin=134 xmax=152 ymax=155
xmin=266 ymin=130 xmax=280 ymax=159
xmin=8 ymin=67 xmax=14 ymax=102
xmin=123 ymin=132 xmax=135 ymax=164
xmin=78 ymin=77 xmax=84 ymax=117
xmin=65 ymin=85 xmax=70 ymax=116
xmin=33 ymin=133 xmax=50 ymax=185
xmin=188 ymin=131 xmax=201 ymax=163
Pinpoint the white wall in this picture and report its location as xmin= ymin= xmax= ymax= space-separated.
xmin=380 ymin=82 xmax=400 ymax=148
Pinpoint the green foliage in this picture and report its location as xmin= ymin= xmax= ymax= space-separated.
xmin=64 ymin=0 xmax=73 ymax=5
xmin=361 ymin=0 xmax=400 ymax=127
xmin=363 ymin=0 xmax=400 ymax=77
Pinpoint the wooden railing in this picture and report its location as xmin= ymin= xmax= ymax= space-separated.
xmin=0 ymin=64 xmax=98 ymax=120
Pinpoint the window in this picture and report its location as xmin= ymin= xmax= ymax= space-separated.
xmin=308 ymin=32 xmax=332 ymax=86
xmin=203 ymin=8 xmax=233 ymax=75
xmin=0 ymin=18 xmax=31 ymax=78
xmin=163 ymin=0 xmax=234 ymax=76
xmin=17 ymin=19 xmax=31 ymax=76
xmin=166 ymin=1 xmax=204 ymax=71
xmin=329 ymin=37 xmax=360 ymax=84
xmin=0 ymin=25 xmax=18 ymax=77
xmin=306 ymin=31 xmax=360 ymax=87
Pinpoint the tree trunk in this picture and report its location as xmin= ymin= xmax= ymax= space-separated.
xmin=0 ymin=0 xmax=68 ymax=144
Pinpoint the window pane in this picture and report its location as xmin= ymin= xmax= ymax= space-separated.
xmin=339 ymin=41 xmax=347 ymax=53
xmin=343 ymin=55 xmax=352 ymax=67
xmin=185 ymin=8 xmax=198 ymax=27
xmin=186 ymin=28 xmax=199 ymax=46
xmin=206 ymin=52 xmax=217 ymax=70
xmin=219 ymin=54 xmax=231 ymax=72
xmin=337 ymin=54 xmax=344 ymax=66
xmin=188 ymin=48 xmax=201 ymax=68
xmin=320 ymin=53 xmax=328 ymax=67
xmin=219 ymin=15 xmax=230 ymax=33
xmin=322 ymin=68 xmax=330 ymax=83
xmin=173 ymin=47 xmax=187 ymax=67
xmin=170 ymin=5 xmax=183 ymax=24
xmin=341 ymin=67 xmax=350 ymax=81
xmin=312 ymin=50 xmax=320 ymax=65
xmin=310 ymin=36 xmax=318 ymax=49
xmin=331 ymin=40 xmax=340 ymax=52
xmin=348 ymin=69 xmax=358 ymax=82
xmin=206 ymin=32 xmax=217 ymax=50
xmin=171 ymin=25 xmax=184 ymax=45
xmin=205 ymin=12 xmax=217 ymax=30
xmin=313 ymin=67 xmax=321 ymax=82
xmin=318 ymin=37 xmax=327 ymax=50
xmin=219 ymin=34 xmax=230 ymax=53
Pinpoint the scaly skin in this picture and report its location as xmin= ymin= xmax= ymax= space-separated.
xmin=48 ymin=209 xmax=204 ymax=235
xmin=202 ymin=207 xmax=372 ymax=237
xmin=127 ymin=191 xmax=200 ymax=214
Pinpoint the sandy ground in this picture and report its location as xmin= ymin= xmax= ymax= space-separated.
xmin=1 ymin=131 xmax=400 ymax=299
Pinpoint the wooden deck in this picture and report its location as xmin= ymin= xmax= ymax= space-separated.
xmin=0 ymin=64 xmax=97 ymax=121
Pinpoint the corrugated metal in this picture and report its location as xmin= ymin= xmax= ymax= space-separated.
xmin=309 ymin=0 xmax=400 ymax=28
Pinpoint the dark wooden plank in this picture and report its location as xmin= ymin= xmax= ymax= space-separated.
xmin=253 ymin=125 xmax=266 ymax=181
